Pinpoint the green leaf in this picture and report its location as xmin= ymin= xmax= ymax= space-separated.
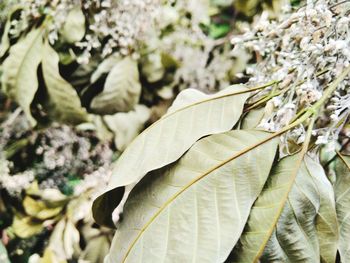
xmin=334 ymin=153 xmax=350 ymax=262
xmin=209 ymin=23 xmax=230 ymax=39
xmin=141 ymin=52 xmax=165 ymax=83
xmin=23 ymin=196 xmax=64 ymax=220
xmin=42 ymin=42 xmax=88 ymax=124
xmin=92 ymin=85 xmax=250 ymax=228
xmin=234 ymin=0 xmax=260 ymax=16
xmin=106 ymin=130 xmax=278 ymax=262
xmin=90 ymin=54 xmax=120 ymax=83
xmin=12 ymin=214 xmax=43 ymax=238
xmin=0 ymin=19 xmax=10 ymax=58
xmin=80 ymin=235 xmax=111 ymax=263
xmin=103 ymin=104 xmax=150 ymax=151
xmin=230 ymin=155 xmax=338 ymax=263
xmin=90 ymin=56 xmax=142 ymax=115
xmin=240 ymin=108 xmax=265 ymax=129
xmin=1 ymin=28 xmax=44 ymax=125
xmin=60 ymin=7 xmax=86 ymax=43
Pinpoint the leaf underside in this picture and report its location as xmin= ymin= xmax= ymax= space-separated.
xmin=92 ymin=85 xmax=250 ymax=228
xmin=106 ymin=130 xmax=278 ymax=263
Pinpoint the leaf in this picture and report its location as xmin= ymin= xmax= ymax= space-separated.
xmin=106 ymin=130 xmax=278 ymax=262
xmin=229 ymin=155 xmax=338 ymax=263
xmin=63 ymin=220 xmax=80 ymax=259
xmin=240 ymin=108 xmax=265 ymax=129
xmin=92 ymin=85 xmax=250 ymax=227
xmin=80 ymin=235 xmax=111 ymax=263
xmin=1 ymin=28 xmax=44 ymax=125
xmin=40 ymin=248 xmax=66 ymax=263
xmin=234 ymin=0 xmax=260 ymax=16
xmin=60 ymin=7 xmax=86 ymax=43
xmin=0 ymin=241 xmax=10 ymax=263
xmin=0 ymin=19 xmax=10 ymax=58
xmin=90 ymin=56 xmax=141 ymax=115
xmin=104 ymin=105 xmax=151 ymax=151
xmin=141 ymin=52 xmax=165 ymax=83
xmin=12 ymin=214 xmax=43 ymax=238
xmin=90 ymin=54 xmax=120 ymax=83
xmin=41 ymin=42 xmax=88 ymax=124
xmin=23 ymin=196 xmax=64 ymax=220
xmin=334 ymin=153 xmax=350 ymax=262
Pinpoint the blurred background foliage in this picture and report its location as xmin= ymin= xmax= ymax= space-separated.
xmin=0 ymin=0 xmax=299 ymax=262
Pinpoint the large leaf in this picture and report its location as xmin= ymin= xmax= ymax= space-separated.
xmin=334 ymin=153 xmax=350 ymax=262
xmin=229 ymin=155 xmax=338 ymax=262
xmin=42 ymin=42 xmax=88 ymax=124
xmin=1 ymin=28 xmax=44 ymax=125
xmin=105 ymin=130 xmax=278 ymax=262
xmin=92 ymin=85 xmax=250 ymax=227
xmin=90 ymin=56 xmax=141 ymax=114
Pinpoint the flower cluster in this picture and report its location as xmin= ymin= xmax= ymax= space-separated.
xmin=233 ymin=0 xmax=350 ymax=146
xmin=77 ymin=0 xmax=160 ymax=63
xmin=0 ymin=158 xmax=34 ymax=196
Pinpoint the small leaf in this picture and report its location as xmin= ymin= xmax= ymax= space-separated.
xmin=1 ymin=28 xmax=44 ymax=125
xmin=90 ymin=56 xmax=141 ymax=115
xmin=90 ymin=54 xmax=120 ymax=83
xmin=240 ymin=108 xmax=265 ymax=129
xmin=141 ymin=52 xmax=165 ymax=83
xmin=209 ymin=23 xmax=230 ymax=39
xmin=104 ymin=105 xmax=151 ymax=151
xmin=80 ymin=235 xmax=111 ymax=263
xmin=92 ymin=85 xmax=250 ymax=228
xmin=23 ymin=196 xmax=64 ymax=220
xmin=12 ymin=214 xmax=43 ymax=238
xmin=42 ymin=42 xmax=88 ymax=124
xmin=0 ymin=19 xmax=10 ymax=58
xmin=60 ymin=7 xmax=86 ymax=43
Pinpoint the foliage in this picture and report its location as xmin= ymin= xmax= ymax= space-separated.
xmin=0 ymin=0 xmax=286 ymax=261
xmin=3 ymin=0 xmax=350 ymax=262
xmin=90 ymin=0 xmax=350 ymax=262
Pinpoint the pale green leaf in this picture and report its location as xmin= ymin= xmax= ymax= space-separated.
xmin=234 ymin=0 xmax=260 ymax=16
xmin=334 ymin=153 xmax=350 ymax=262
xmin=1 ymin=28 xmax=44 ymax=125
xmin=90 ymin=56 xmax=141 ymax=115
xmin=104 ymin=104 xmax=151 ymax=151
xmin=63 ymin=220 xmax=81 ymax=259
xmin=90 ymin=54 xmax=120 ymax=83
xmin=23 ymin=196 xmax=64 ymax=220
xmin=106 ymin=130 xmax=278 ymax=263
xmin=230 ymin=155 xmax=338 ymax=263
xmin=80 ymin=236 xmax=111 ymax=263
xmin=0 ymin=20 xmax=10 ymax=58
xmin=92 ymin=85 xmax=250 ymax=227
xmin=141 ymin=52 xmax=165 ymax=83
xmin=42 ymin=42 xmax=88 ymax=124
xmin=240 ymin=108 xmax=265 ymax=129
xmin=60 ymin=7 xmax=86 ymax=43
xmin=12 ymin=214 xmax=43 ymax=238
